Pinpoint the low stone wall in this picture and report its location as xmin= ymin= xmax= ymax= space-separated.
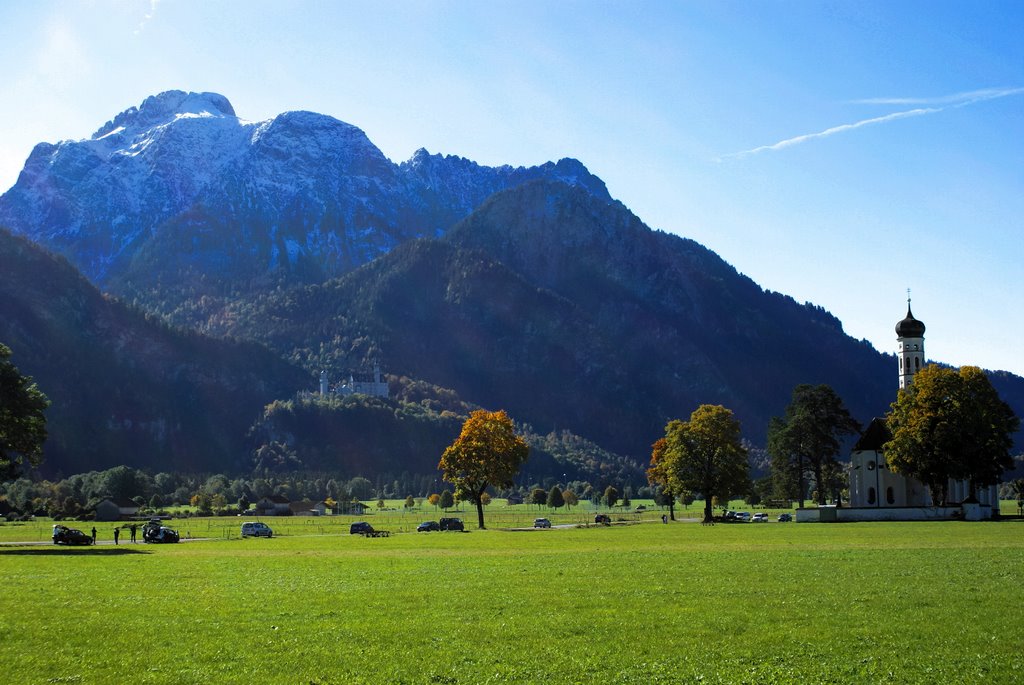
xmin=795 ymin=504 xmax=994 ymax=523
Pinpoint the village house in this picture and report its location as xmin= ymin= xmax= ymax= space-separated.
xmin=94 ymin=498 xmax=141 ymax=522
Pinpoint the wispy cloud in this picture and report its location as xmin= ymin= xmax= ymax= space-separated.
xmin=852 ymin=86 xmax=1024 ymax=106
xmin=135 ymin=0 xmax=161 ymax=35
xmin=722 ymin=86 xmax=1024 ymax=160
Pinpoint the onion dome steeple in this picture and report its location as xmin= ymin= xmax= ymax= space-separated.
xmin=896 ymin=291 xmax=925 ymax=390
xmin=895 ymin=304 xmax=926 ymax=338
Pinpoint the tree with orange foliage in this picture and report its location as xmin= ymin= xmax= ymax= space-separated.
xmin=647 ymin=437 xmax=677 ymax=521
xmin=438 ymin=409 xmax=529 ymax=529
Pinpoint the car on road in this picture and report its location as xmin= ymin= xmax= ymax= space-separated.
xmin=417 ymin=521 xmax=440 ymax=532
xmin=142 ymin=519 xmax=180 ymax=543
xmin=534 ymin=518 xmax=551 ymax=529
xmin=241 ymin=521 xmax=273 ymax=538
xmin=778 ymin=513 xmax=793 ymax=522
xmin=439 ymin=517 xmax=464 ymax=531
xmin=751 ymin=513 xmax=768 ymax=523
xmin=350 ymin=521 xmax=374 ymax=535
xmin=736 ymin=512 xmax=751 ymax=522
xmin=52 ymin=524 xmax=92 ymax=545
xmin=594 ymin=514 xmax=611 ymax=524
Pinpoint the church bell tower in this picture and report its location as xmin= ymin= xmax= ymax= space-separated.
xmin=895 ymin=294 xmax=926 ymax=389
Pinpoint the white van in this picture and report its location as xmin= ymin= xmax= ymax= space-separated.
xmin=241 ymin=521 xmax=273 ymax=538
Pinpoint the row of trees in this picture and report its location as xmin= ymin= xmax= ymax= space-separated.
xmin=3 ymin=336 xmax=1020 ymax=525
xmin=646 ymin=368 xmax=1019 ymax=522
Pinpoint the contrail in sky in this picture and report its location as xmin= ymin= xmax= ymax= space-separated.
xmin=135 ymin=0 xmax=161 ymax=35
xmin=722 ymin=86 xmax=1023 ymax=160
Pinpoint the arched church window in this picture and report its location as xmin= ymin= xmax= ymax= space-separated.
xmin=914 ymin=357 xmax=920 ymax=370
xmin=867 ymin=487 xmax=876 ymax=505
xmin=899 ymin=358 xmax=903 ymax=371
xmin=886 ymin=487 xmax=895 ymax=505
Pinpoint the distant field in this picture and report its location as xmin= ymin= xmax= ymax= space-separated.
xmin=2 ymin=516 xmax=1022 ymax=684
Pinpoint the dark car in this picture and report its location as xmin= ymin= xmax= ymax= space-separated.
xmin=594 ymin=514 xmax=611 ymax=524
xmin=350 ymin=521 xmax=374 ymax=535
xmin=778 ymin=513 xmax=793 ymax=522
xmin=439 ymin=517 xmax=464 ymax=531
xmin=52 ymin=524 xmax=93 ymax=545
xmin=417 ymin=521 xmax=440 ymax=532
xmin=142 ymin=520 xmax=180 ymax=543
xmin=534 ymin=518 xmax=552 ymax=529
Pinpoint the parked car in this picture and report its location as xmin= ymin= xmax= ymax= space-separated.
xmin=594 ymin=514 xmax=611 ymax=524
xmin=736 ymin=512 xmax=751 ymax=522
xmin=350 ymin=521 xmax=374 ymax=535
xmin=534 ymin=518 xmax=551 ymax=529
xmin=417 ymin=521 xmax=440 ymax=532
xmin=778 ymin=513 xmax=793 ymax=522
xmin=752 ymin=513 xmax=768 ymax=523
xmin=439 ymin=517 xmax=464 ymax=531
xmin=241 ymin=521 xmax=273 ymax=538
xmin=142 ymin=519 xmax=180 ymax=543
xmin=52 ymin=524 xmax=92 ymax=545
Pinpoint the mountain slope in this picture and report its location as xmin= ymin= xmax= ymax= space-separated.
xmin=0 ymin=90 xmax=609 ymax=317
xmin=200 ymin=181 xmax=967 ymax=459
xmin=0 ymin=226 xmax=309 ymax=475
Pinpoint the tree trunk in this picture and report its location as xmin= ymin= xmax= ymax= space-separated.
xmin=815 ymin=463 xmax=826 ymax=505
xmin=703 ymin=497 xmax=713 ymax=524
xmin=475 ymin=484 xmax=487 ymax=529
xmin=797 ymin=455 xmax=805 ymax=509
xmin=669 ymin=499 xmax=676 ymax=521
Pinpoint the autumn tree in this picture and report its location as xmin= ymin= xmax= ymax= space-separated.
xmin=428 ymin=493 xmax=440 ymax=510
xmin=562 ymin=489 xmax=578 ymax=509
xmin=662 ymin=404 xmax=749 ymax=524
xmin=767 ymin=385 xmax=861 ymax=507
xmin=404 ymin=495 xmax=415 ymax=510
xmin=0 ymin=343 xmax=49 ymax=482
xmin=886 ymin=365 xmax=1019 ymax=505
xmin=438 ymin=410 xmax=529 ymax=529
xmin=647 ymin=437 xmax=677 ymax=521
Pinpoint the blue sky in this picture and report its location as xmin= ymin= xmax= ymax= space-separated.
xmin=1 ymin=1 xmax=1021 ymax=376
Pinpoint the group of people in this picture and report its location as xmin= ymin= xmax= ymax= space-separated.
xmin=93 ymin=524 xmax=140 ymax=545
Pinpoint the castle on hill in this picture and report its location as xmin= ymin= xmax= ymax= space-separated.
xmin=319 ymin=362 xmax=388 ymax=399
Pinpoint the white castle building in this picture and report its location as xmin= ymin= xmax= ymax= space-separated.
xmin=801 ymin=301 xmax=999 ymax=522
xmin=319 ymin=362 xmax=388 ymax=399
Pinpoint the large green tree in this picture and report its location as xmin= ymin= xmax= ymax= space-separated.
xmin=767 ymin=384 xmax=861 ymax=507
xmin=886 ymin=365 xmax=1019 ymax=505
xmin=662 ymin=404 xmax=749 ymax=524
xmin=0 ymin=343 xmax=49 ymax=481
xmin=438 ymin=409 xmax=529 ymax=529
xmin=546 ymin=485 xmax=564 ymax=510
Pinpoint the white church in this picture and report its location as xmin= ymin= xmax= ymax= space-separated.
xmin=799 ymin=301 xmax=1000 ymax=522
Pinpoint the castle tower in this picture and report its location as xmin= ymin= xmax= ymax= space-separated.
xmin=895 ymin=296 xmax=926 ymax=390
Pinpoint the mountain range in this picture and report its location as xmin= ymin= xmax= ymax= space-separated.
xmin=1 ymin=91 xmax=1021 ymax=479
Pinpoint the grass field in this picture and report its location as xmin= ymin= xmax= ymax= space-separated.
xmin=2 ymin=516 xmax=1022 ymax=684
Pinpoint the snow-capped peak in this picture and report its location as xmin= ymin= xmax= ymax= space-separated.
xmin=92 ymin=90 xmax=236 ymax=140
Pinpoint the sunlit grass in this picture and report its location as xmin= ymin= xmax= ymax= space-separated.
xmin=2 ymin=518 xmax=1022 ymax=683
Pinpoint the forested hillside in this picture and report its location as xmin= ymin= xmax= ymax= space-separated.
xmin=0 ymin=227 xmax=309 ymax=476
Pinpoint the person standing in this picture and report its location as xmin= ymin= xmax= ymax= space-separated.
xmin=113 ymin=526 xmax=120 ymax=545
xmin=91 ymin=527 xmax=97 ymax=545
xmin=130 ymin=524 xmax=137 ymax=543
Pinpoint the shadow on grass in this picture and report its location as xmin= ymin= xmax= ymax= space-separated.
xmin=0 ymin=546 xmax=151 ymax=556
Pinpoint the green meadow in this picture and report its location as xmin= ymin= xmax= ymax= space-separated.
xmin=2 ymin=517 xmax=1022 ymax=684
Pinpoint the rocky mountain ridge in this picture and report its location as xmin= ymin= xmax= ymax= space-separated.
xmin=0 ymin=90 xmax=608 ymax=297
